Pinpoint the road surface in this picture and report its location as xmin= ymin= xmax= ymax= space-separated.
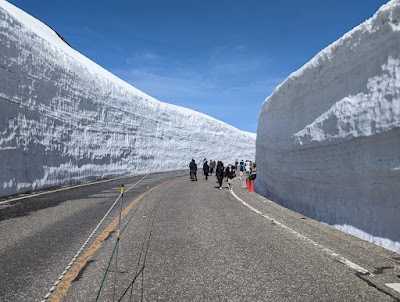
xmin=0 ymin=172 xmax=399 ymax=301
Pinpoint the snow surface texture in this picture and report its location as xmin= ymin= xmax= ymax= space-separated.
xmin=0 ymin=1 xmax=256 ymax=198
xmin=256 ymin=0 xmax=400 ymax=253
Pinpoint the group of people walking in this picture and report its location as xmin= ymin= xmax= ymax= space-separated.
xmin=189 ymin=158 xmax=239 ymax=190
xmin=235 ymin=159 xmax=256 ymax=176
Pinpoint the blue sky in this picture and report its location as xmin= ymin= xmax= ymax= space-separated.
xmin=8 ymin=0 xmax=389 ymax=133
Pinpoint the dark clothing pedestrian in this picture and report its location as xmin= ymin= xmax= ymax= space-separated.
xmin=203 ymin=161 xmax=209 ymax=180
xmin=216 ymin=162 xmax=224 ymax=177
xmin=216 ymin=162 xmax=225 ymax=189
xmin=226 ymin=166 xmax=236 ymax=179
xmin=225 ymin=166 xmax=230 ymax=181
xmin=226 ymin=165 xmax=236 ymax=189
xmin=189 ymin=159 xmax=198 ymax=181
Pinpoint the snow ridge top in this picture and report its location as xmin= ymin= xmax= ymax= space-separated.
xmin=0 ymin=0 xmax=255 ymax=138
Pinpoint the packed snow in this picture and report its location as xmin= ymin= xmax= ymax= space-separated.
xmin=0 ymin=1 xmax=256 ymax=198
xmin=256 ymin=0 xmax=400 ymax=253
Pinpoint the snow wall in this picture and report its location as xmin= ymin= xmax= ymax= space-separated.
xmin=0 ymin=1 xmax=256 ymax=198
xmin=256 ymin=0 xmax=400 ymax=253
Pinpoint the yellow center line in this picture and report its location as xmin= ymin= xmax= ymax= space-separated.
xmin=48 ymin=182 xmax=166 ymax=302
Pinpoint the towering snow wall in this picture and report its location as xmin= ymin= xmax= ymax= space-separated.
xmin=256 ymin=0 xmax=400 ymax=253
xmin=0 ymin=1 xmax=256 ymax=198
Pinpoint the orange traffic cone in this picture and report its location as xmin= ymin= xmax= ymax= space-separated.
xmin=249 ymin=180 xmax=254 ymax=192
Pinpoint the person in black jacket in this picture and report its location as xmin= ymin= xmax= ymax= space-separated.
xmin=225 ymin=165 xmax=230 ymax=182
xmin=226 ymin=164 xmax=236 ymax=190
xmin=189 ymin=159 xmax=198 ymax=181
xmin=203 ymin=160 xmax=210 ymax=181
xmin=215 ymin=161 xmax=225 ymax=190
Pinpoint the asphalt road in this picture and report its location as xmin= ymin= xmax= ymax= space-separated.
xmin=1 ymin=172 xmax=399 ymax=301
xmin=0 ymin=171 xmax=186 ymax=301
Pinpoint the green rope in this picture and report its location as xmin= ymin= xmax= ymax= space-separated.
xmin=95 ymin=236 xmax=120 ymax=302
xmin=96 ymin=188 xmax=150 ymax=301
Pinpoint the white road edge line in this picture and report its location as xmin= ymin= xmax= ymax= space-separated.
xmin=229 ymin=189 xmax=372 ymax=276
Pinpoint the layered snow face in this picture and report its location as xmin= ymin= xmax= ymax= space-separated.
xmin=0 ymin=2 xmax=256 ymax=198
xmin=256 ymin=0 xmax=400 ymax=253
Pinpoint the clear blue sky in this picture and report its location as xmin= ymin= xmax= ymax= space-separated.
xmin=8 ymin=0 xmax=389 ymax=133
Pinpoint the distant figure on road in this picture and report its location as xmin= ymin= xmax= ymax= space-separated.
xmin=189 ymin=159 xmax=198 ymax=181
xmin=239 ymin=160 xmax=245 ymax=179
xmin=216 ymin=161 xmax=225 ymax=190
xmin=225 ymin=165 xmax=230 ymax=182
xmin=226 ymin=164 xmax=236 ymax=190
xmin=203 ymin=160 xmax=210 ymax=181
xmin=209 ymin=160 xmax=215 ymax=175
xmin=245 ymin=160 xmax=251 ymax=175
